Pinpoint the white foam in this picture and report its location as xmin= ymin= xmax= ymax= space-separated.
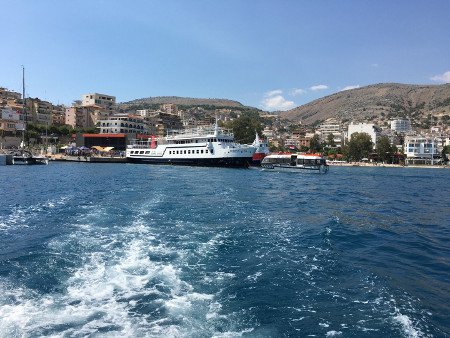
xmin=246 ymin=271 xmax=262 ymax=282
xmin=0 ymin=195 xmax=255 ymax=337
xmin=326 ymin=331 xmax=342 ymax=336
xmin=393 ymin=314 xmax=423 ymax=338
xmin=212 ymin=328 xmax=254 ymax=337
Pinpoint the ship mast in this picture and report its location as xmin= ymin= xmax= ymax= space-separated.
xmin=21 ymin=65 xmax=26 ymax=148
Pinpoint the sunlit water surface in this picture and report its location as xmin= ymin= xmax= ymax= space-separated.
xmin=0 ymin=163 xmax=449 ymax=337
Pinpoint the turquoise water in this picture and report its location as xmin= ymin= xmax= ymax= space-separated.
xmin=0 ymin=163 xmax=449 ymax=337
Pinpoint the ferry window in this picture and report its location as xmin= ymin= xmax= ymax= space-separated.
xmin=145 ymin=151 xmax=150 ymax=154
xmin=196 ymin=150 xmax=199 ymax=154
xmin=139 ymin=151 xmax=144 ymax=154
xmin=188 ymin=150 xmax=191 ymax=154
xmin=201 ymin=150 xmax=204 ymax=154
xmin=184 ymin=150 xmax=186 ymax=154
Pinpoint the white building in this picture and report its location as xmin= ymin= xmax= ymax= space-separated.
xmin=99 ymin=114 xmax=148 ymax=134
xmin=404 ymin=135 xmax=441 ymax=165
xmin=347 ymin=122 xmax=380 ymax=148
xmin=318 ymin=118 xmax=343 ymax=147
xmin=82 ymin=93 xmax=116 ymax=112
xmin=390 ymin=119 xmax=411 ymax=133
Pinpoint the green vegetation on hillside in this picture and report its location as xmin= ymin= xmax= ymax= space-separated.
xmin=223 ymin=111 xmax=263 ymax=144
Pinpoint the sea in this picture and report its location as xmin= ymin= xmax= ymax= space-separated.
xmin=0 ymin=163 xmax=449 ymax=338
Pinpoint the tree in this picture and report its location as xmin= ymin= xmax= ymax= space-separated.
xmin=228 ymin=112 xmax=263 ymax=144
xmin=326 ymin=133 xmax=336 ymax=148
xmin=442 ymin=145 xmax=450 ymax=164
xmin=347 ymin=132 xmax=373 ymax=161
xmin=376 ymin=136 xmax=394 ymax=163
xmin=309 ymin=134 xmax=322 ymax=153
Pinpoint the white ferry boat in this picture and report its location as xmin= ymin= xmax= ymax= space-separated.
xmin=261 ymin=153 xmax=329 ymax=173
xmin=126 ymin=124 xmax=256 ymax=167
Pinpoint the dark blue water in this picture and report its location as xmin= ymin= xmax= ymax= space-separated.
xmin=0 ymin=163 xmax=449 ymax=337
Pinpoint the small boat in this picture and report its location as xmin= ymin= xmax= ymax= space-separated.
xmin=250 ymin=133 xmax=270 ymax=166
xmin=11 ymin=149 xmax=48 ymax=165
xmin=261 ymin=153 xmax=329 ymax=174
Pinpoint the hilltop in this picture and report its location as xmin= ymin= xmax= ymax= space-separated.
xmin=281 ymin=83 xmax=450 ymax=126
xmin=119 ymin=96 xmax=244 ymax=110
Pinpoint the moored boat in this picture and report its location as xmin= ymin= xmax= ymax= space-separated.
xmin=261 ymin=153 xmax=329 ymax=173
xmin=250 ymin=133 xmax=270 ymax=166
xmin=11 ymin=149 xmax=49 ymax=165
xmin=126 ymin=124 xmax=256 ymax=167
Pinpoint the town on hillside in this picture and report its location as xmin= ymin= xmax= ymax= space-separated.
xmin=1 ymin=87 xmax=449 ymax=165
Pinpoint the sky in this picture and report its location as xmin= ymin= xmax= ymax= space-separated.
xmin=1 ymin=0 xmax=450 ymax=111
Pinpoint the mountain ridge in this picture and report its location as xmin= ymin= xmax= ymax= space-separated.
xmin=119 ymin=96 xmax=244 ymax=108
xmin=280 ymin=83 xmax=450 ymax=125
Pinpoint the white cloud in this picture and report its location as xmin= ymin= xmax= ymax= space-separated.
xmin=340 ymin=85 xmax=360 ymax=91
xmin=430 ymin=71 xmax=450 ymax=83
xmin=291 ymin=88 xmax=306 ymax=96
xmin=261 ymin=94 xmax=295 ymax=111
xmin=310 ymin=84 xmax=328 ymax=91
xmin=371 ymin=63 xmax=379 ymax=67
xmin=266 ymin=89 xmax=283 ymax=97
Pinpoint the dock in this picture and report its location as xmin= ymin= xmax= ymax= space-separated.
xmin=51 ymin=155 xmax=128 ymax=163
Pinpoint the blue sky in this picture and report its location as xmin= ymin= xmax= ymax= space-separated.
xmin=1 ymin=0 xmax=450 ymax=111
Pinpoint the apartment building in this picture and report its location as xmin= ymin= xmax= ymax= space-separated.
xmin=317 ymin=118 xmax=344 ymax=147
xmin=81 ymin=93 xmax=116 ymax=112
xmin=65 ymin=106 xmax=109 ymax=129
xmin=99 ymin=114 xmax=148 ymax=134
xmin=0 ymin=106 xmax=25 ymax=136
xmin=404 ymin=135 xmax=441 ymax=165
xmin=348 ymin=122 xmax=381 ymax=148
xmin=390 ymin=118 xmax=412 ymax=133
xmin=29 ymin=98 xmax=53 ymax=125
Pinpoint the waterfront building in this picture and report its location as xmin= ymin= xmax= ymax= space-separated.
xmin=65 ymin=106 xmax=109 ymax=129
xmin=0 ymin=106 xmax=25 ymax=136
xmin=81 ymin=93 xmax=116 ymax=112
xmin=390 ymin=118 xmax=411 ymax=133
xmin=404 ymin=135 xmax=441 ymax=165
xmin=347 ymin=122 xmax=380 ymax=148
xmin=51 ymin=105 xmax=66 ymax=126
xmin=76 ymin=133 xmax=129 ymax=151
xmin=65 ymin=107 xmax=76 ymax=128
xmin=28 ymin=98 xmax=53 ymax=125
xmin=99 ymin=114 xmax=148 ymax=134
xmin=317 ymin=118 xmax=344 ymax=147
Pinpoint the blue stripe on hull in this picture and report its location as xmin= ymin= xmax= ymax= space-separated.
xmin=127 ymin=157 xmax=252 ymax=168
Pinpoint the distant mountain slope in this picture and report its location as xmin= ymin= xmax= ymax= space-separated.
xmin=120 ymin=96 xmax=244 ymax=108
xmin=281 ymin=83 xmax=450 ymax=125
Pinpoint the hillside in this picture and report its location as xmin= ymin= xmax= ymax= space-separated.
xmin=120 ymin=96 xmax=244 ymax=109
xmin=280 ymin=83 xmax=450 ymax=126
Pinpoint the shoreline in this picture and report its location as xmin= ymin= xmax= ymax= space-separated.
xmin=328 ymin=162 xmax=449 ymax=169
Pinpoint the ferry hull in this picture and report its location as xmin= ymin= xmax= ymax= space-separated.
xmin=250 ymin=152 xmax=267 ymax=166
xmin=128 ymin=156 xmax=253 ymax=168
